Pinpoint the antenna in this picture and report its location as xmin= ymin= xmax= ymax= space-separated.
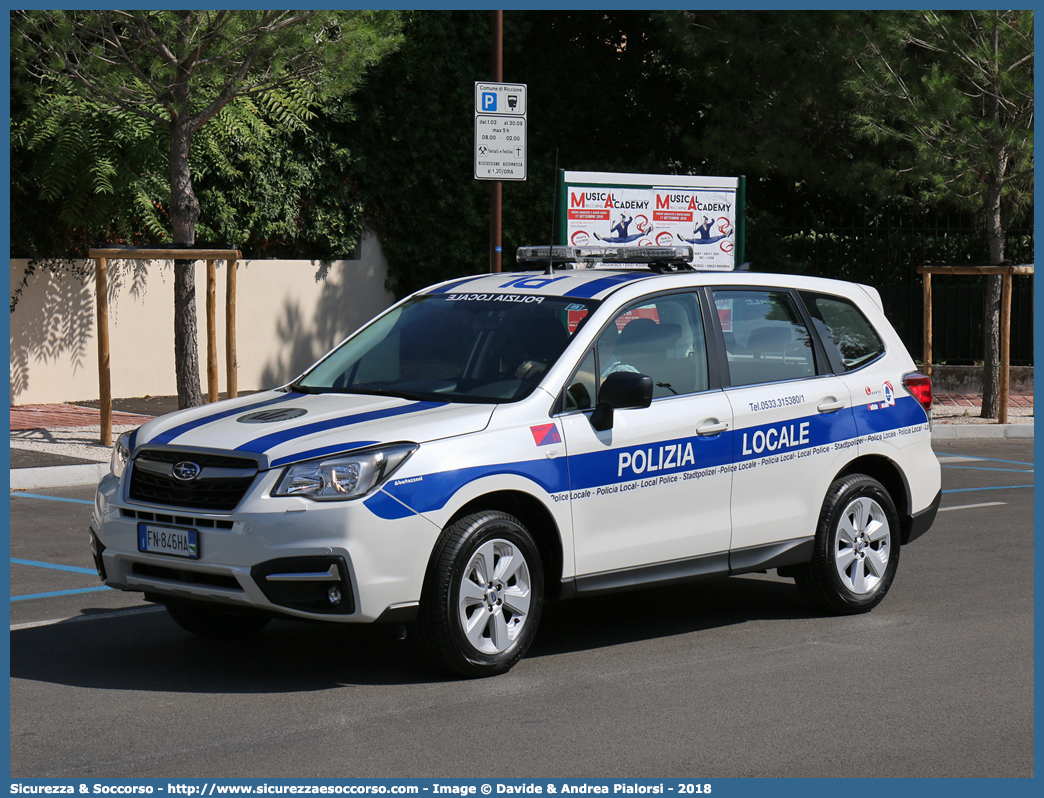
xmin=545 ymin=150 xmax=559 ymax=275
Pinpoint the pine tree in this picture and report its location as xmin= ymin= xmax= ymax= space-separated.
xmin=846 ymin=10 xmax=1033 ymax=417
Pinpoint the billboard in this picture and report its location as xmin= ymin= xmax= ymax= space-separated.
xmin=558 ymin=171 xmax=744 ymax=271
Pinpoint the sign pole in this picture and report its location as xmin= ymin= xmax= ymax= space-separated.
xmin=490 ymin=10 xmax=503 ymax=273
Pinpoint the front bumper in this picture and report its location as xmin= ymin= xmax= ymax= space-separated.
xmin=91 ymin=470 xmax=440 ymax=623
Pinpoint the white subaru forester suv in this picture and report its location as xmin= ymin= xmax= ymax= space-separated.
xmin=91 ymin=246 xmax=941 ymax=677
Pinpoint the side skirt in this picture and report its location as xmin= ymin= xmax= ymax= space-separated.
xmin=560 ymin=537 xmax=814 ymax=600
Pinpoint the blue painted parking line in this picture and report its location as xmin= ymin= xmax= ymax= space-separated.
xmin=11 ymin=558 xmax=97 ymax=575
xmin=943 ymin=484 xmax=1034 ymax=495
xmin=10 ymin=492 xmax=94 ymax=506
xmin=10 ymin=557 xmax=106 ymax=601
xmin=10 ymin=558 xmax=106 ymax=601
xmin=12 ymin=586 xmax=111 ymax=602
xmin=941 ymin=465 xmax=1033 ymax=474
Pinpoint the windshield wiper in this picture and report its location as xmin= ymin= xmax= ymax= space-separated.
xmin=343 ymin=387 xmax=433 ymax=402
xmin=288 ymin=384 xmax=434 ymax=402
xmin=287 ymin=382 xmax=324 ymax=394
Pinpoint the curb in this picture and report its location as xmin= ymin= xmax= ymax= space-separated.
xmin=9 ymin=463 xmax=109 ymax=491
xmin=8 ymin=424 xmax=1033 ymax=491
xmin=931 ymin=424 xmax=1034 ymax=440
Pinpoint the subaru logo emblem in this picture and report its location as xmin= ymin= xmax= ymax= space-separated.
xmin=172 ymin=461 xmax=202 ymax=481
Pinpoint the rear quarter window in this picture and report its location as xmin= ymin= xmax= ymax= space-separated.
xmin=802 ymin=292 xmax=886 ymax=372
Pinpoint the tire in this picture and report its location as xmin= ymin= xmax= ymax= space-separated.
xmin=165 ymin=599 xmax=271 ymax=639
xmin=414 ymin=511 xmax=544 ymax=678
xmin=794 ymin=474 xmax=900 ymax=615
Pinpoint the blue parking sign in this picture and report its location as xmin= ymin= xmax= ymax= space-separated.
xmin=482 ymin=92 xmax=497 ymax=112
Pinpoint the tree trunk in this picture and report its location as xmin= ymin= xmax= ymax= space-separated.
xmin=170 ymin=117 xmax=204 ymax=409
xmin=979 ymin=164 xmax=1006 ymax=420
xmin=979 ymin=23 xmax=1006 ymax=422
xmin=173 ymin=262 xmax=203 ymax=409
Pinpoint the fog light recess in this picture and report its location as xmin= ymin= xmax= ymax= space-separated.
xmin=250 ymin=556 xmax=355 ymax=615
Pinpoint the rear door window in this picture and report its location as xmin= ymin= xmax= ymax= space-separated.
xmin=712 ymin=289 xmax=815 ymax=387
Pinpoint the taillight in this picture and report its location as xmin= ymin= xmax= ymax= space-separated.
xmin=903 ymin=372 xmax=933 ymax=417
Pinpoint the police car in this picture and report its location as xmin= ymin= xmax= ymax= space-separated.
xmin=90 ymin=245 xmax=941 ymax=677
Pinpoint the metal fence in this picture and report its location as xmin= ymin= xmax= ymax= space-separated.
xmin=753 ymin=206 xmax=1034 ymax=366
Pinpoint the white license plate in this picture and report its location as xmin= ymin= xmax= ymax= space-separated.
xmin=137 ymin=522 xmax=199 ymax=559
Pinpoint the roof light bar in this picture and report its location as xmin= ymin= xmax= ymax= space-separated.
xmin=517 ymin=245 xmax=693 ymax=266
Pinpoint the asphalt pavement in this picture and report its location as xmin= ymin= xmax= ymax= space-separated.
xmin=8 ymin=438 xmax=1035 ymax=777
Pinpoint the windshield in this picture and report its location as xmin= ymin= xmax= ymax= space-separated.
xmin=295 ymin=293 xmax=598 ymax=403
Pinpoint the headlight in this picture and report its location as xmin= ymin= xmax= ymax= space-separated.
xmin=110 ymin=431 xmax=133 ymax=479
xmin=273 ymin=443 xmax=417 ymax=501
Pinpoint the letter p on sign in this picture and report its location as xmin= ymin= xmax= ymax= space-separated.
xmin=482 ymin=92 xmax=497 ymax=112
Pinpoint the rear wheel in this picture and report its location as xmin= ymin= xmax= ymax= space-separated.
xmin=165 ymin=599 xmax=271 ymax=639
xmin=794 ymin=475 xmax=900 ymax=614
xmin=414 ymin=511 xmax=543 ymax=678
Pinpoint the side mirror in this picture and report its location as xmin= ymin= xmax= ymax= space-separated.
xmin=591 ymin=371 xmax=653 ymax=431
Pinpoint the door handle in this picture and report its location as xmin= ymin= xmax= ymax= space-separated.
xmin=696 ymin=420 xmax=730 ymax=436
xmin=817 ymin=399 xmax=845 ymax=414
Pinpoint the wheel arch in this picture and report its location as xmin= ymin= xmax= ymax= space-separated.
xmin=446 ymin=490 xmax=566 ymax=600
xmin=835 ymin=454 xmax=915 ymax=544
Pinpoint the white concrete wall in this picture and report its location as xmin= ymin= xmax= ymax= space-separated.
xmin=10 ymin=233 xmax=396 ymax=406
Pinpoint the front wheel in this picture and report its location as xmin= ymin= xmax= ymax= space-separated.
xmin=794 ymin=475 xmax=900 ymax=615
xmin=414 ymin=511 xmax=544 ymax=678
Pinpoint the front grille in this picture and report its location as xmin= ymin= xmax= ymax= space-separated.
xmin=137 ymin=450 xmax=257 ymax=469
xmin=133 ymin=562 xmax=243 ymax=591
xmin=128 ymin=449 xmax=259 ymax=512
xmin=121 ymin=508 xmax=235 ymax=530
